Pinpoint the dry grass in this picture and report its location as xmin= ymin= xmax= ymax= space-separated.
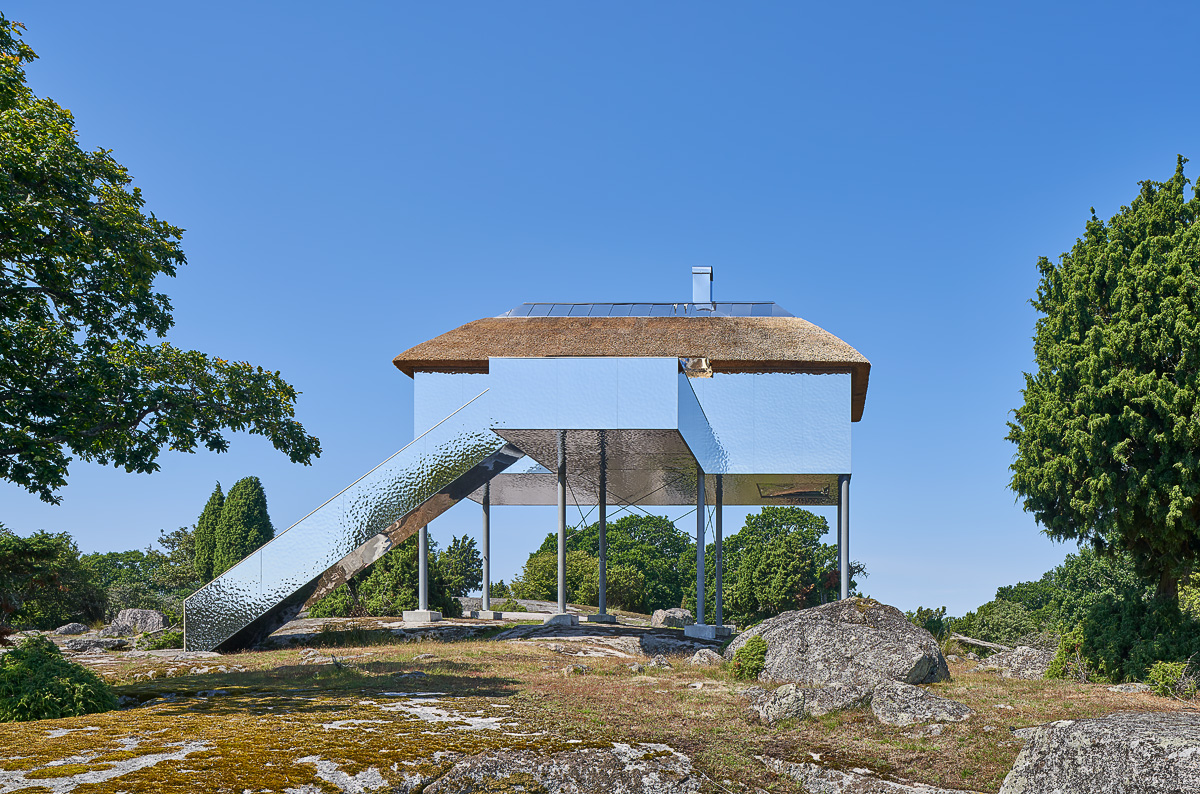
xmin=2 ymin=637 xmax=1194 ymax=793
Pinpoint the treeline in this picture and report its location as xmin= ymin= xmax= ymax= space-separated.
xmin=909 ymin=548 xmax=1200 ymax=682
xmin=308 ymin=535 xmax=482 ymax=619
xmin=507 ymin=506 xmax=866 ymax=626
xmin=0 ymin=477 xmax=275 ymax=636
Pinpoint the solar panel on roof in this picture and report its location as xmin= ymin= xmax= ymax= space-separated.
xmin=497 ymin=302 xmax=793 ymax=318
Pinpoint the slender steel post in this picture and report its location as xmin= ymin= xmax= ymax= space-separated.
xmin=695 ymin=464 xmax=706 ymax=625
xmin=598 ymin=431 xmax=608 ymax=615
xmin=481 ymin=482 xmax=491 ymax=612
xmin=557 ymin=430 xmax=567 ymax=615
xmin=838 ymin=474 xmax=851 ymax=600
xmin=418 ymin=525 xmax=429 ymax=611
xmin=715 ymin=474 xmax=723 ymax=628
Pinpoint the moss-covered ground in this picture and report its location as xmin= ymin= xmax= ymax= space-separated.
xmin=0 ymin=631 xmax=1190 ymax=793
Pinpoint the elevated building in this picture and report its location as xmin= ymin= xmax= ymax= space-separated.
xmin=183 ymin=269 xmax=870 ymax=650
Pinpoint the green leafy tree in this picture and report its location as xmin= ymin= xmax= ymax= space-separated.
xmin=1009 ymin=157 xmax=1200 ymax=599
xmin=308 ymin=536 xmax=463 ymax=619
xmin=952 ymin=599 xmax=1039 ymax=647
xmin=0 ymin=15 xmax=320 ymax=504
xmin=213 ymin=476 xmax=273 ymax=577
xmin=530 ymin=514 xmax=695 ymax=613
xmin=0 ymin=524 xmax=103 ymax=632
xmin=192 ymin=483 xmax=223 ymax=582
xmin=689 ymin=506 xmax=863 ymax=626
xmin=441 ymin=535 xmax=482 ymax=598
xmin=81 ymin=528 xmax=199 ymax=623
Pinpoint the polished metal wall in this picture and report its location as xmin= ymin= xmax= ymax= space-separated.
xmin=183 ymin=390 xmax=523 ymax=652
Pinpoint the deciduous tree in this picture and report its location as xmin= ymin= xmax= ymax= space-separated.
xmin=1009 ymin=157 xmax=1200 ymax=599
xmin=0 ymin=15 xmax=319 ymax=504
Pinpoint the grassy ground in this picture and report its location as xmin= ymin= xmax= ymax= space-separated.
xmin=0 ymin=631 xmax=1192 ymax=793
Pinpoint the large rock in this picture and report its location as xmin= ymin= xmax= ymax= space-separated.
xmin=1000 ymin=712 xmax=1200 ymax=793
xmin=63 ymin=637 xmax=129 ymax=652
xmin=424 ymin=743 xmax=700 ymax=793
xmin=651 ymin=608 xmax=694 ymax=629
xmin=104 ymin=608 xmax=167 ymax=636
xmin=761 ymin=755 xmax=985 ymax=794
xmin=53 ymin=622 xmax=89 ymax=635
xmin=749 ymin=683 xmax=873 ymax=725
xmin=688 ymin=648 xmax=723 ymax=666
xmin=976 ymin=645 xmax=1054 ymax=680
xmin=870 ymin=681 xmax=973 ymax=726
xmin=723 ymin=598 xmax=949 ymax=687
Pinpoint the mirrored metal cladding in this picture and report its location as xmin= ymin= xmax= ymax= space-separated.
xmin=183 ymin=390 xmax=524 ymax=652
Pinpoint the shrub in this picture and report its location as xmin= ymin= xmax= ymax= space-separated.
xmin=952 ymin=599 xmax=1039 ymax=647
xmin=142 ymin=630 xmax=183 ymax=650
xmin=1046 ymin=626 xmax=1091 ymax=681
xmin=497 ymin=598 xmax=527 ymax=613
xmin=732 ymin=634 xmax=767 ymax=681
xmin=1146 ymin=659 xmax=1198 ymax=699
xmin=906 ymin=606 xmax=952 ymax=640
xmin=0 ymin=636 xmax=117 ymax=722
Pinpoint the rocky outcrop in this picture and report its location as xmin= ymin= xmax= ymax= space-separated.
xmin=688 ymin=648 xmax=723 ymax=666
xmin=424 ymin=743 xmax=700 ymax=793
xmin=63 ymin=636 xmax=130 ymax=652
xmin=870 ymin=681 xmax=972 ymax=726
xmin=53 ymin=622 xmax=89 ymax=635
xmin=749 ymin=683 xmax=873 ymax=725
xmin=102 ymin=608 xmax=167 ymax=636
xmin=1000 ymin=712 xmax=1200 ymax=793
xmin=723 ymin=598 xmax=949 ymax=686
xmin=651 ymin=608 xmax=694 ymax=629
xmin=976 ymin=645 xmax=1053 ymax=680
xmin=1107 ymin=682 xmax=1151 ymax=694
xmin=761 ymin=755 xmax=985 ymax=794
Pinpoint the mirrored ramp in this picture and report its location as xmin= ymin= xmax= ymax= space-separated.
xmin=182 ymin=390 xmax=523 ymax=653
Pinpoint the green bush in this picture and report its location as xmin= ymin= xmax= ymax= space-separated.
xmin=308 ymin=535 xmax=462 ymax=619
xmin=1146 ymin=660 xmax=1198 ymax=699
xmin=952 ymin=599 xmax=1039 ymax=647
xmin=906 ymin=606 xmax=952 ymax=640
xmin=0 ymin=636 xmax=117 ymax=722
xmin=732 ymin=634 xmax=767 ymax=681
xmin=1045 ymin=626 xmax=1091 ymax=681
xmin=496 ymin=598 xmax=527 ymax=613
xmin=142 ymin=630 xmax=183 ymax=650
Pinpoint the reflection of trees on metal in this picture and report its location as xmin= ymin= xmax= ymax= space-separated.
xmin=185 ymin=271 xmax=871 ymax=651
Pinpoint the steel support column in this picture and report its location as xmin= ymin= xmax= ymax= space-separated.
xmin=598 ymin=431 xmax=607 ymax=615
xmin=557 ymin=430 xmax=567 ymax=615
xmin=418 ymin=525 xmax=429 ymax=611
xmin=715 ymin=474 xmax=723 ymax=628
xmin=838 ymin=474 xmax=851 ymax=600
xmin=481 ymin=482 xmax=491 ymax=611
xmin=695 ymin=464 xmax=706 ymax=625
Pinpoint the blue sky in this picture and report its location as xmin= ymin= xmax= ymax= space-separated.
xmin=4 ymin=2 xmax=1198 ymax=616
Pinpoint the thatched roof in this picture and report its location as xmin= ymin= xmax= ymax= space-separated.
xmin=394 ymin=315 xmax=871 ymax=421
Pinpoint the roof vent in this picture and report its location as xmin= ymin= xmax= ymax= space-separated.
xmin=691 ymin=266 xmax=713 ymax=307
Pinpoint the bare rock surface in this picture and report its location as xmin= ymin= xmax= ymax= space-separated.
xmin=1000 ymin=711 xmax=1200 ymax=793
xmin=870 ymin=681 xmax=973 ymax=726
xmin=976 ymin=645 xmax=1054 ymax=680
xmin=761 ymin=755 xmax=985 ymax=793
xmin=101 ymin=608 xmax=167 ymax=637
xmin=723 ymin=598 xmax=949 ymax=687
xmin=688 ymin=648 xmax=723 ymax=666
xmin=651 ymin=608 xmax=694 ymax=629
xmin=1108 ymin=682 xmax=1152 ymax=694
xmin=424 ymin=743 xmax=700 ymax=793
xmin=63 ymin=636 xmax=130 ymax=652
xmin=749 ymin=683 xmax=873 ymax=724
xmin=53 ymin=622 xmax=89 ymax=635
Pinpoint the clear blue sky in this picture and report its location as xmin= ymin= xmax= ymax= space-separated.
xmin=4 ymin=2 xmax=1198 ymax=616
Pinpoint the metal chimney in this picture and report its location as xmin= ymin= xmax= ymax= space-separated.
xmin=692 ymin=266 xmax=713 ymax=306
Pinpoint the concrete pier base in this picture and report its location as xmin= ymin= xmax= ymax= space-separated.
xmin=543 ymin=613 xmax=579 ymax=627
xmin=684 ymin=624 xmax=733 ymax=640
xmin=402 ymin=610 xmax=443 ymax=623
xmin=584 ymin=613 xmax=617 ymax=623
xmin=470 ymin=610 xmax=505 ymax=620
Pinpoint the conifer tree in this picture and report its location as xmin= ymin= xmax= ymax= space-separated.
xmin=192 ymin=483 xmax=223 ymax=582
xmin=213 ymin=477 xmax=274 ymax=577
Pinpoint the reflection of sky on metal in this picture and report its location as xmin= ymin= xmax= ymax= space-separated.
xmin=188 ymin=353 xmax=854 ymax=651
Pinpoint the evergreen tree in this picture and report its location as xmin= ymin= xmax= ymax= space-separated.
xmin=192 ymin=483 xmax=223 ymax=582
xmin=213 ymin=477 xmax=274 ymax=577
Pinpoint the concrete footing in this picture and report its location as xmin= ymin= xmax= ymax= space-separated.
xmin=470 ymin=610 xmax=505 ymax=620
xmin=542 ymin=613 xmax=580 ymax=627
xmin=402 ymin=610 xmax=443 ymax=623
xmin=584 ymin=613 xmax=617 ymax=623
xmin=683 ymin=624 xmax=733 ymax=640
